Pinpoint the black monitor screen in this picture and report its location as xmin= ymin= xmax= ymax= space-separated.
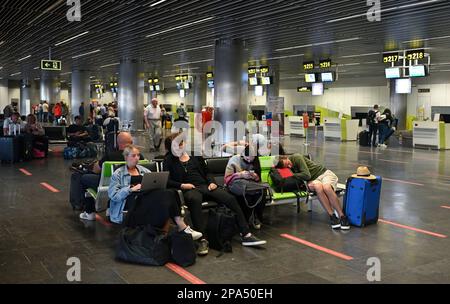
xmin=441 ymin=114 xmax=450 ymax=123
xmin=354 ymin=112 xmax=368 ymax=119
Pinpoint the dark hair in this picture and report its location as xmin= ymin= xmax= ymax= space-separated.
xmin=242 ymin=146 xmax=262 ymax=179
xmin=383 ymin=108 xmax=392 ymax=115
xmin=165 ymin=133 xmax=183 ymax=155
xmin=374 ymin=104 xmax=379 ymax=110
xmin=74 ymin=115 xmax=82 ymax=121
xmin=275 ymin=156 xmax=289 ymax=169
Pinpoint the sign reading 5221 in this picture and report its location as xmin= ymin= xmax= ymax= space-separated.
xmin=41 ymin=60 xmax=62 ymax=71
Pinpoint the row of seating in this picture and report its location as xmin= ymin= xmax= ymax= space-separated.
xmin=86 ymin=156 xmax=346 ymax=216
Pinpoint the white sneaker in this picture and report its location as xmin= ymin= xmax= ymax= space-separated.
xmin=79 ymin=212 xmax=96 ymax=221
xmin=183 ymin=226 xmax=203 ymax=241
xmin=105 ymin=208 xmax=110 ymax=217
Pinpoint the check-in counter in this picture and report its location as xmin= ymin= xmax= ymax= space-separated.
xmin=413 ymin=121 xmax=450 ymax=150
xmin=323 ymin=118 xmax=359 ymax=141
xmin=286 ymin=116 xmax=305 ymax=137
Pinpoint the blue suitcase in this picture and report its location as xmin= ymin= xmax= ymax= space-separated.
xmin=343 ymin=177 xmax=382 ymax=227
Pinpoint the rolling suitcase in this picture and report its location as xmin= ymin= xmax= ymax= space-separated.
xmin=343 ymin=177 xmax=382 ymax=227
xmin=0 ymin=136 xmax=21 ymax=163
xmin=359 ymin=131 xmax=370 ymax=147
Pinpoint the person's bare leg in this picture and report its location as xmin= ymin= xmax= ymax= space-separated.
xmin=309 ymin=182 xmax=334 ymax=216
xmin=323 ymin=184 xmax=344 ymax=218
xmin=174 ymin=216 xmax=187 ymax=231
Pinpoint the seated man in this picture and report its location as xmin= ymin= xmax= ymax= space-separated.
xmin=67 ymin=116 xmax=91 ymax=143
xmin=3 ymin=112 xmax=25 ymax=136
xmin=71 ymin=132 xmax=144 ymax=211
xmin=276 ymin=154 xmax=350 ymax=230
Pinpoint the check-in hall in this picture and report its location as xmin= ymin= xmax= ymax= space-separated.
xmin=0 ymin=0 xmax=450 ymax=286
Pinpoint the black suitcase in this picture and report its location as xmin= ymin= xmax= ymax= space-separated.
xmin=105 ymin=131 xmax=119 ymax=154
xmin=22 ymin=134 xmax=34 ymax=161
xmin=69 ymin=172 xmax=84 ymax=210
xmin=359 ymin=131 xmax=370 ymax=147
xmin=0 ymin=136 xmax=21 ymax=163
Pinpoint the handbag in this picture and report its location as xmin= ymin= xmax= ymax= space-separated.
xmin=229 ymin=179 xmax=271 ymax=209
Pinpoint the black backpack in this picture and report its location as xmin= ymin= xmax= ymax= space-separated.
xmin=206 ymin=206 xmax=238 ymax=255
xmin=116 ymin=225 xmax=170 ymax=266
xmin=105 ymin=118 xmax=119 ymax=133
xmin=269 ymin=167 xmax=306 ymax=193
xmin=367 ymin=110 xmax=378 ymax=126
xmin=168 ymin=231 xmax=196 ymax=267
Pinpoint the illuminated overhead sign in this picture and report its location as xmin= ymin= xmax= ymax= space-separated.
xmin=319 ymin=59 xmax=332 ymax=69
xmin=260 ymin=66 xmax=269 ymax=73
xmin=406 ymin=49 xmax=425 ymax=61
xmin=383 ymin=52 xmax=400 ymax=63
xmin=41 ymin=60 xmax=62 ymax=71
xmin=303 ymin=61 xmax=315 ymax=70
xmin=206 ymin=72 xmax=214 ymax=78
xmin=297 ymin=86 xmax=312 ymax=93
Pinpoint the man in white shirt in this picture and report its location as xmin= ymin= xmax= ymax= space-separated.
xmin=42 ymin=101 xmax=49 ymax=123
xmin=3 ymin=113 xmax=25 ymax=136
xmin=144 ymin=98 xmax=162 ymax=152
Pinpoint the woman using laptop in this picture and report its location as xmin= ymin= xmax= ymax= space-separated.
xmin=80 ymin=145 xmax=202 ymax=240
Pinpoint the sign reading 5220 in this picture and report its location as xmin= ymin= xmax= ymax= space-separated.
xmin=41 ymin=60 xmax=62 ymax=71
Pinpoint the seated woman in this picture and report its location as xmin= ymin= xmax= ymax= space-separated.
xmin=225 ymin=146 xmax=266 ymax=230
xmin=24 ymin=114 xmax=48 ymax=158
xmin=163 ymin=133 xmax=267 ymax=256
xmin=80 ymin=145 xmax=202 ymax=240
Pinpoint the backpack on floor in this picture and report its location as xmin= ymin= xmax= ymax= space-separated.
xmin=206 ymin=206 xmax=238 ymax=255
xmin=168 ymin=230 xmax=196 ymax=267
xmin=116 ymin=225 xmax=170 ymax=266
xmin=64 ymin=146 xmax=79 ymax=160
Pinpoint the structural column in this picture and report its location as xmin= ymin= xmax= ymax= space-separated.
xmin=193 ymin=75 xmax=207 ymax=113
xmin=71 ymin=69 xmax=91 ymax=122
xmin=390 ymin=79 xmax=407 ymax=130
xmin=214 ymin=38 xmax=248 ymax=142
xmin=40 ymin=70 xmax=60 ymax=104
xmin=118 ymin=58 xmax=144 ymax=131
xmin=20 ymin=78 xmax=36 ymax=115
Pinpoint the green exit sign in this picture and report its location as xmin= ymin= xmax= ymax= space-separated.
xmin=41 ymin=60 xmax=62 ymax=71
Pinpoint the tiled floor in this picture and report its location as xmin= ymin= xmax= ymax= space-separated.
xmin=1 ymin=130 xmax=449 ymax=284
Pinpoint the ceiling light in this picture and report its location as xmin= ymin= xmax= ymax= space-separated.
xmin=10 ymin=72 xmax=22 ymax=76
xmin=0 ymin=41 xmax=5 ymax=46
xmin=55 ymin=31 xmax=90 ymax=46
xmin=403 ymin=35 xmax=450 ymax=44
xmin=150 ymin=0 xmax=167 ymax=7
xmin=18 ymin=55 xmax=32 ymax=62
xmin=146 ymin=17 xmax=214 ymax=38
xmin=327 ymin=0 xmax=442 ymax=23
xmin=61 ymin=72 xmax=72 ymax=75
xmin=72 ymin=49 xmax=101 ymax=59
xmin=33 ymin=66 xmax=40 ymax=70
xmin=341 ymin=52 xmax=380 ymax=58
xmin=163 ymin=45 xmax=214 ymax=56
xmin=275 ymin=37 xmax=360 ymax=52
xmin=173 ymin=59 xmax=213 ymax=66
xmin=100 ymin=62 xmax=120 ymax=68
xmin=266 ymin=54 xmax=304 ymax=60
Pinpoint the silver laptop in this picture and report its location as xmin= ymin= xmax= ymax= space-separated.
xmin=139 ymin=172 xmax=169 ymax=192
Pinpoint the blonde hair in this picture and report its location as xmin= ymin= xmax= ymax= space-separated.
xmin=122 ymin=145 xmax=140 ymax=160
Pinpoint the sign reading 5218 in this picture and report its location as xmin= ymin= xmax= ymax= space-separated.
xmin=41 ymin=60 xmax=62 ymax=71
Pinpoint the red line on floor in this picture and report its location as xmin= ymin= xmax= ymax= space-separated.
xmin=165 ymin=263 xmax=206 ymax=284
xmin=95 ymin=214 xmax=113 ymax=227
xmin=378 ymin=219 xmax=447 ymax=239
xmin=40 ymin=182 xmax=60 ymax=193
xmin=441 ymin=206 xmax=450 ymax=210
xmin=19 ymin=169 xmax=32 ymax=176
xmin=383 ymin=178 xmax=424 ymax=186
xmin=280 ymin=234 xmax=354 ymax=261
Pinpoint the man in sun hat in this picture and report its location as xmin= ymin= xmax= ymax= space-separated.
xmin=276 ymin=154 xmax=350 ymax=230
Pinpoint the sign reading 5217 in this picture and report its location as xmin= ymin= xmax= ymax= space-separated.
xmin=41 ymin=60 xmax=62 ymax=71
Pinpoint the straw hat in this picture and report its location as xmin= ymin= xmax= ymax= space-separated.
xmin=352 ymin=166 xmax=377 ymax=180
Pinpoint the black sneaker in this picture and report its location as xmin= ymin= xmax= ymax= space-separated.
xmin=197 ymin=239 xmax=209 ymax=256
xmin=330 ymin=214 xmax=341 ymax=230
xmin=241 ymin=234 xmax=267 ymax=247
xmin=340 ymin=216 xmax=351 ymax=230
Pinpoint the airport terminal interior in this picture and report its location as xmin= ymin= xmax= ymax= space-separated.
xmin=1 ymin=0 xmax=450 ymax=284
